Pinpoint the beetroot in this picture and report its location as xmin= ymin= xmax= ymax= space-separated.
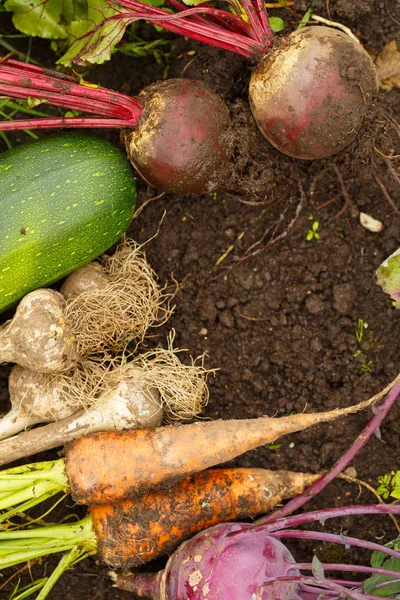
xmin=0 ymin=60 xmax=231 ymax=195
xmin=249 ymin=27 xmax=378 ymax=159
xmin=123 ymin=79 xmax=231 ymax=194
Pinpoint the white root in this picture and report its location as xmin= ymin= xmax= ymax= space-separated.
xmin=0 ymin=377 xmax=163 ymax=466
xmin=62 ymin=239 xmax=173 ymax=356
xmin=0 ymin=289 xmax=79 ymax=373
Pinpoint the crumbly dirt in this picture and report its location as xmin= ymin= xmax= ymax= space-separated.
xmin=0 ymin=1 xmax=399 ymax=598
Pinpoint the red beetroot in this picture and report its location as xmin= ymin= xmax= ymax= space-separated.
xmin=0 ymin=59 xmax=231 ymax=195
xmin=249 ymin=27 xmax=377 ymax=159
xmin=123 ymin=79 xmax=231 ymax=194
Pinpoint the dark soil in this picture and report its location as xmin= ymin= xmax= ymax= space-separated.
xmin=0 ymin=1 xmax=399 ymax=598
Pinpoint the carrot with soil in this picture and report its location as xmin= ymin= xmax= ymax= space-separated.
xmin=110 ymin=378 xmax=400 ymax=600
xmin=0 ymin=57 xmax=231 ymax=194
xmin=3 ymin=377 xmax=400 ymax=600
xmin=0 ymin=387 xmax=394 ymax=519
xmin=0 ymin=468 xmax=323 ymax=571
xmin=0 ymin=343 xmax=210 ymax=461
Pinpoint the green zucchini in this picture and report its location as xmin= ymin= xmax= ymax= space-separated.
xmin=0 ymin=132 xmax=136 ymax=313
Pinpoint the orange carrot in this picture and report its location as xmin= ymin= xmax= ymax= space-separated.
xmin=90 ymin=467 xmax=319 ymax=567
xmin=65 ymin=403 xmax=369 ymax=504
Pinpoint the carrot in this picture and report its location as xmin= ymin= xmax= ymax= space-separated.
xmin=90 ymin=468 xmax=320 ymax=567
xmin=0 ymin=391 xmax=388 ymax=516
xmin=0 ymin=468 xmax=319 ymax=573
xmin=64 ymin=400 xmax=376 ymax=504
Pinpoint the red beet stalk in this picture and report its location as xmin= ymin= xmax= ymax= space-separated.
xmin=0 ymin=57 xmax=142 ymax=130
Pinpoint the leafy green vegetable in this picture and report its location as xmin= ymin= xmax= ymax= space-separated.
xmin=269 ymin=16 xmax=285 ymax=33
xmin=376 ymin=247 xmax=400 ymax=307
xmin=3 ymin=0 xmax=165 ymax=66
xmin=364 ymin=536 xmax=400 ymax=597
xmin=181 ymin=0 xmax=209 ymax=6
xmin=4 ymin=0 xmax=69 ymax=38
xmin=377 ymin=472 xmax=400 ymax=500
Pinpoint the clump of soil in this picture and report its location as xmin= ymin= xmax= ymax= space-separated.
xmin=0 ymin=1 xmax=399 ymax=598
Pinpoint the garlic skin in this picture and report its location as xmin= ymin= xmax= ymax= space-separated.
xmin=0 ymin=289 xmax=79 ymax=372
xmin=0 ymin=365 xmax=84 ymax=441
xmin=0 ymin=379 xmax=163 ymax=466
xmin=61 ymin=263 xmax=109 ymax=301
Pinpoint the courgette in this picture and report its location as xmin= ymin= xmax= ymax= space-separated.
xmin=0 ymin=133 xmax=136 ymax=313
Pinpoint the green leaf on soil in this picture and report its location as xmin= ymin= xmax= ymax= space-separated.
xmin=376 ymin=247 xmax=400 ymax=306
xmin=269 ymin=16 xmax=285 ymax=32
xmin=377 ymin=472 xmax=400 ymax=500
xmin=297 ymin=6 xmax=312 ymax=29
xmin=364 ymin=536 xmax=400 ymax=597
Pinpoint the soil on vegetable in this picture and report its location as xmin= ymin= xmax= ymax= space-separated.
xmin=0 ymin=0 xmax=399 ymax=598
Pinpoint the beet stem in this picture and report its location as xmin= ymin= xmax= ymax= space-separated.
xmin=263 ymin=504 xmax=400 ymax=533
xmin=0 ymin=80 xmax=133 ymax=118
xmin=0 ymin=117 xmax=136 ymax=131
xmin=257 ymin=377 xmax=400 ymax=524
xmin=0 ymin=57 xmax=143 ymax=130
xmin=107 ymin=0 xmax=266 ymax=57
xmin=238 ymin=0 xmax=269 ymax=43
xmin=266 ymin=575 xmax=381 ymax=600
xmin=1 ymin=59 xmax=142 ymax=114
xmin=165 ymin=0 xmax=253 ymax=36
xmin=270 ymin=529 xmax=400 ymax=561
xmin=253 ymin=0 xmax=272 ymax=36
xmin=297 ymin=562 xmax=400 ymax=580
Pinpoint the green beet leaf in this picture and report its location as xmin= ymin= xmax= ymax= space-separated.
xmin=58 ymin=0 xmax=126 ymax=66
xmin=376 ymin=247 xmax=400 ymax=306
xmin=4 ymin=0 xmax=68 ymax=38
xmin=364 ymin=536 xmax=400 ymax=597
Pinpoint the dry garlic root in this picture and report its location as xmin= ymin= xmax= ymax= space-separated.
xmin=0 ymin=240 xmax=172 ymax=373
xmin=62 ymin=239 xmax=172 ymax=356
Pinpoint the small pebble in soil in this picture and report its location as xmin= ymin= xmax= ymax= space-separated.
xmin=333 ymin=283 xmax=356 ymax=314
xmin=219 ymin=310 xmax=235 ymax=328
xmin=305 ymin=294 xmax=326 ymax=314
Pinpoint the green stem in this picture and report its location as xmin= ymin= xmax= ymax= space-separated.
xmin=0 ymin=459 xmax=69 ymax=519
xmin=2 ymin=98 xmax=55 ymax=118
xmin=10 ymin=578 xmax=47 ymax=600
xmin=0 ymin=515 xmax=97 ymax=569
xmin=36 ymin=546 xmax=90 ymax=600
